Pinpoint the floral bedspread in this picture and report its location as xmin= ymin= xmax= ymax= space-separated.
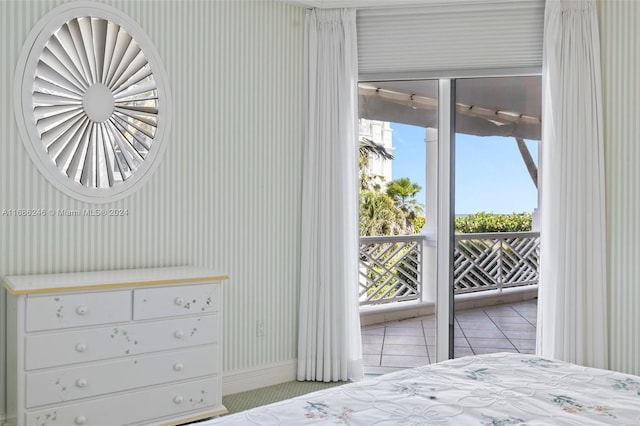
xmin=203 ymin=353 xmax=640 ymax=425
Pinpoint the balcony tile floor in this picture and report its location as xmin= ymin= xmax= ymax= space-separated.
xmin=362 ymin=299 xmax=537 ymax=374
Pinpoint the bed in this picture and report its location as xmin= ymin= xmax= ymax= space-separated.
xmin=202 ymin=352 xmax=640 ymax=425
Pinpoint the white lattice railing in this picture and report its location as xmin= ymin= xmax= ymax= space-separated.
xmin=359 ymin=231 xmax=540 ymax=307
xmin=454 ymin=231 xmax=540 ymax=294
xmin=359 ymin=235 xmax=425 ymax=306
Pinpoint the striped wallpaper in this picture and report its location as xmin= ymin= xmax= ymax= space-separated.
xmin=0 ymin=0 xmax=305 ymax=412
xmin=599 ymin=0 xmax=640 ymax=376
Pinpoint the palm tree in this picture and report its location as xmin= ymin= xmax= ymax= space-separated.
xmin=359 ymin=190 xmax=407 ymax=236
xmin=385 ymin=178 xmax=424 ymax=231
xmin=359 ymin=137 xmax=393 ymax=162
xmin=385 ymin=177 xmax=422 ymax=212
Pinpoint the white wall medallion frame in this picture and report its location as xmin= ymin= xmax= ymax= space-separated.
xmin=14 ymin=1 xmax=172 ymax=203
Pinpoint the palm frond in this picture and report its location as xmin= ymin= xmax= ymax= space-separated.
xmin=359 ymin=137 xmax=393 ymax=160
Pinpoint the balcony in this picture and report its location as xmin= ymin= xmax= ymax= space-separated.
xmin=454 ymin=231 xmax=540 ymax=295
xmin=359 ymin=231 xmax=539 ymax=372
xmin=362 ymin=299 xmax=537 ymax=374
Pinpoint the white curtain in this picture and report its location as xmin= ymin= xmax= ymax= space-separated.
xmin=537 ymin=0 xmax=608 ymax=368
xmin=297 ymin=8 xmax=364 ymax=382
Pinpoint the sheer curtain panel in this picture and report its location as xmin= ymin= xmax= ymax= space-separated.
xmin=537 ymin=0 xmax=608 ymax=368
xmin=297 ymin=8 xmax=364 ymax=382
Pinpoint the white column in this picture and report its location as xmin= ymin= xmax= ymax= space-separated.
xmin=436 ymin=79 xmax=453 ymax=363
xmin=422 ymin=127 xmax=438 ymax=304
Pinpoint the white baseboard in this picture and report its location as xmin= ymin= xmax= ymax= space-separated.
xmin=222 ymin=359 xmax=297 ymax=396
xmin=454 ymin=285 xmax=538 ymax=311
xmin=360 ymin=300 xmax=435 ymax=327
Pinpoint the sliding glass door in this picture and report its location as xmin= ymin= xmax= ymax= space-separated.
xmin=358 ymin=80 xmax=440 ymax=371
xmin=358 ymin=75 xmax=541 ymax=366
xmin=451 ymin=76 xmax=541 ymax=359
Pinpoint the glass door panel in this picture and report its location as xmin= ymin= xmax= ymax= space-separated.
xmin=357 ymin=80 xmax=440 ymax=372
xmin=452 ymin=76 xmax=541 ymax=359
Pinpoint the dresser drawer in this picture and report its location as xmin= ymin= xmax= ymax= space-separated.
xmin=25 ymin=314 xmax=218 ymax=370
xmin=26 ymin=345 xmax=219 ymax=408
xmin=25 ymin=376 xmax=222 ymax=426
xmin=134 ymin=283 xmax=220 ymax=320
xmin=25 ymin=291 xmax=131 ymax=332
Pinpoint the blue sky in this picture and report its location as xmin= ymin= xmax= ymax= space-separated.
xmin=391 ymin=123 xmax=539 ymax=215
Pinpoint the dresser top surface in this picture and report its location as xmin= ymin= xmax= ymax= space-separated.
xmin=2 ymin=266 xmax=228 ymax=295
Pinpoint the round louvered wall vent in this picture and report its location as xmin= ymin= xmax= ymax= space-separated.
xmin=14 ymin=2 xmax=171 ymax=203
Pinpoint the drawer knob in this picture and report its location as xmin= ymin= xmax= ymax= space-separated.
xmin=75 ymin=415 xmax=87 ymax=425
xmin=173 ymin=395 xmax=184 ymax=404
xmin=174 ymin=330 xmax=184 ymax=339
xmin=76 ymin=378 xmax=88 ymax=388
xmin=173 ymin=362 xmax=184 ymax=372
xmin=76 ymin=306 xmax=88 ymax=315
xmin=174 ymin=297 xmax=184 ymax=306
xmin=75 ymin=343 xmax=87 ymax=353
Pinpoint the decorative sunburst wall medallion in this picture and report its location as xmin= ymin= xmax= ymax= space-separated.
xmin=15 ymin=2 xmax=172 ymax=203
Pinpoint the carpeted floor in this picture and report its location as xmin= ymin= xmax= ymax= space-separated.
xmin=221 ymin=380 xmax=347 ymax=415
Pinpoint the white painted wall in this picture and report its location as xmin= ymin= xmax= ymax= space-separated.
xmin=0 ymin=0 xmax=304 ymax=415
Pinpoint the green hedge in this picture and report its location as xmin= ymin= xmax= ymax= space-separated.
xmin=455 ymin=212 xmax=532 ymax=233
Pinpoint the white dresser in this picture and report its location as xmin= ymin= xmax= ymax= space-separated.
xmin=2 ymin=267 xmax=227 ymax=426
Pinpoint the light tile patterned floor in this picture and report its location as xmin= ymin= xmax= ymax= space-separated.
xmin=362 ymin=300 xmax=537 ymax=374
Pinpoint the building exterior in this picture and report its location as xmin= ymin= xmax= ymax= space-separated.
xmin=359 ymin=118 xmax=393 ymax=185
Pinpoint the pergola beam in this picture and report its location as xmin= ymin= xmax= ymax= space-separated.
xmin=515 ymin=137 xmax=538 ymax=189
